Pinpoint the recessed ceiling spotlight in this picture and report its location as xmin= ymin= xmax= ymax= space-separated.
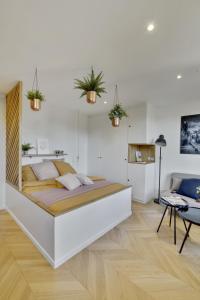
xmin=177 ymin=74 xmax=182 ymax=79
xmin=104 ymin=101 xmax=108 ymax=104
xmin=147 ymin=23 xmax=155 ymax=32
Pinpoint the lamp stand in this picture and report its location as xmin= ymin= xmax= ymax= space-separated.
xmin=154 ymin=146 xmax=162 ymax=204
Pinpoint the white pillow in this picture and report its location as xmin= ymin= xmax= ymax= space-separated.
xmin=31 ymin=161 xmax=59 ymax=180
xmin=76 ymin=173 xmax=94 ymax=185
xmin=56 ymin=173 xmax=81 ymax=190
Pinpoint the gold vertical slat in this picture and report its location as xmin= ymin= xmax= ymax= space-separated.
xmin=6 ymin=82 xmax=22 ymax=190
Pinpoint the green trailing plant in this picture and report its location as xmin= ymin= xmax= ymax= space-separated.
xmin=26 ymin=90 xmax=45 ymax=101
xmin=22 ymin=143 xmax=33 ymax=152
xmin=74 ymin=67 xmax=106 ymax=97
xmin=108 ymin=104 xmax=128 ymax=120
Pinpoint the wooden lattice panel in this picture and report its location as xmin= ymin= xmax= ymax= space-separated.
xmin=6 ymin=82 xmax=22 ymax=190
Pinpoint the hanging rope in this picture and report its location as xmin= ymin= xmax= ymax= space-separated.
xmin=32 ymin=67 xmax=39 ymax=91
xmin=114 ymin=84 xmax=119 ymax=105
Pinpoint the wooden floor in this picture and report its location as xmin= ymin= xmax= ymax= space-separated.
xmin=0 ymin=202 xmax=200 ymax=300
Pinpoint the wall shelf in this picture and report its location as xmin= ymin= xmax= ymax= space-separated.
xmin=22 ymin=153 xmax=68 ymax=158
xmin=128 ymin=143 xmax=155 ymax=164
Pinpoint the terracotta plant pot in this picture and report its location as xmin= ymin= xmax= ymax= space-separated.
xmin=30 ymin=98 xmax=41 ymax=111
xmin=86 ymin=91 xmax=96 ymax=104
xmin=112 ymin=117 xmax=120 ymax=127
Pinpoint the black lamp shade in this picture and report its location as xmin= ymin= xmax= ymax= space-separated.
xmin=155 ymin=135 xmax=167 ymax=147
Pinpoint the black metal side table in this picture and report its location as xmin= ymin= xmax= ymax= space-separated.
xmin=156 ymin=198 xmax=188 ymax=245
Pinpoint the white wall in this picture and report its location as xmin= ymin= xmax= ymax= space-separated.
xmin=22 ymin=100 xmax=88 ymax=174
xmin=149 ymin=101 xmax=200 ymax=191
xmin=0 ymin=95 xmax=5 ymax=208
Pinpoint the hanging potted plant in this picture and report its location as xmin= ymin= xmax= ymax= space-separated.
xmin=22 ymin=143 xmax=33 ymax=155
xmin=74 ymin=67 xmax=106 ymax=104
xmin=26 ymin=68 xmax=45 ymax=111
xmin=26 ymin=90 xmax=44 ymax=111
xmin=108 ymin=85 xmax=128 ymax=127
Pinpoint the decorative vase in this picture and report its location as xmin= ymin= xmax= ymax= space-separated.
xmin=112 ymin=117 xmax=120 ymax=127
xmin=30 ymin=98 xmax=41 ymax=111
xmin=86 ymin=91 xmax=96 ymax=104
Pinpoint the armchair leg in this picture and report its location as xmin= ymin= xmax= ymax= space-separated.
xmin=179 ymin=222 xmax=192 ymax=254
xmin=182 ymin=219 xmax=189 ymax=237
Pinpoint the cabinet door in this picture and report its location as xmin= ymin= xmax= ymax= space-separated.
xmin=88 ymin=123 xmax=103 ymax=176
xmin=88 ymin=115 xmax=128 ymax=183
xmin=128 ymin=164 xmax=145 ymax=202
xmin=145 ymin=164 xmax=156 ymax=202
xmin=100 ymin=117 xmax=128 ymax=184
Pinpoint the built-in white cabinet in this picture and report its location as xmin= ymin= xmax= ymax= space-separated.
xmin=87 ymin=103 xmax=156 ymax=203
xmin=127 ymin=163 xmax=155 ymax=203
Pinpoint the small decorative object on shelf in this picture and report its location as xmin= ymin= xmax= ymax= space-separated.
xmin=128 ymin=144 xmax=155 ymax=164
xmin=54 ymin=150 xmax=64 ymax=155
xmin=108 ymin=85 xmax=128 ymax=127
xmin=196 ymin=186 xmax=200 ymax=202
xmin=74 ymin=67 xmax=106 ymax=104
xmin=26 ymin=67 xmax=45 ymax=111
xmin=22 ymin=143 xmax=34 ymax=155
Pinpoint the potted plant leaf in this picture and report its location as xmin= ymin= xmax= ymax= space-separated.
xmin=26 ymin=90 xmax=45 ymax=111
xmin=108 ymin=104 xmax=128 ymax=127
xmin=22 ymin=143 xmax=34 ymax=155
xmin=74 ymin=67 xmax=106 ymax=104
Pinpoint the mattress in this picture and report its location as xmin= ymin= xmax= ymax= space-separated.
xmin=23 ymin=180 xmax=130 ymax=216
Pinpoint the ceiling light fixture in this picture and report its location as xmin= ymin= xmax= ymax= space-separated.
xmin=104 ymin=101 xmax=108 ymax=104
xmin=147 ymin=23 xmax=155 ymax=32
xmin=177 ymin=74 xmax=182 ymax=79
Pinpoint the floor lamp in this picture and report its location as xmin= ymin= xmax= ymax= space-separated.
xmin=154 ymin=135 xmax=167 ymax=204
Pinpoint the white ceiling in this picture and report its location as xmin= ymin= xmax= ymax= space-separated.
xmin=1 ymin=0 xmax=200 ymax=114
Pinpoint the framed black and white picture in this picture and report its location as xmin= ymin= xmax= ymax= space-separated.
xmin=180 ymin=114 xmax=200 ymax=154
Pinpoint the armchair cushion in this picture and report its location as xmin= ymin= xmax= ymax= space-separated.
xmin=177 ymin=178 xmax=200 ymax=200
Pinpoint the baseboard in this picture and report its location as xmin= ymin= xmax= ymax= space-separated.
xmin=6 ymin=207 xmax=55 ymax=267
xmin=54 ymin=211 xmax=132 ymax=268
xmin=133 ymin=198 xmax=153 ymax=204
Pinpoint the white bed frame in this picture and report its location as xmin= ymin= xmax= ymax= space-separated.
xmin=6 ymin=183 xmax=132 ymax=268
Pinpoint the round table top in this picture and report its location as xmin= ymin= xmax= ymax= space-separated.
xmin=160 ymin=197 xmax=185 ymax=208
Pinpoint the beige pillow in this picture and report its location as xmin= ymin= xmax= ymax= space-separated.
xmin=53 ymin=160 xmax=76 ymax=175
xmin=22 ymin=165 xmax=38 ymax=182
xmin=31 ymin=161 xmax=59 ymax=180
xmin=171 ymin=177 xmax=182 ymax=192
xmin=56 ymin=173 xmax=81 ymax=190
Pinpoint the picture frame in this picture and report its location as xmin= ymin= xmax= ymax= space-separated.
xmin=180 ymin=114 xmax=200 ymax=154
xmin=37 ymin=138 xmax=49 ymax=154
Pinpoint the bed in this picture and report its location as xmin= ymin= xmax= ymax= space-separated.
xmin=6 ymin=161 xmax=132 ymax=268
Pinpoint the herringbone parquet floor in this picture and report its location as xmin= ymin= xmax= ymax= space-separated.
xmin=0 ymin=202 xmax=200 ymax=300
